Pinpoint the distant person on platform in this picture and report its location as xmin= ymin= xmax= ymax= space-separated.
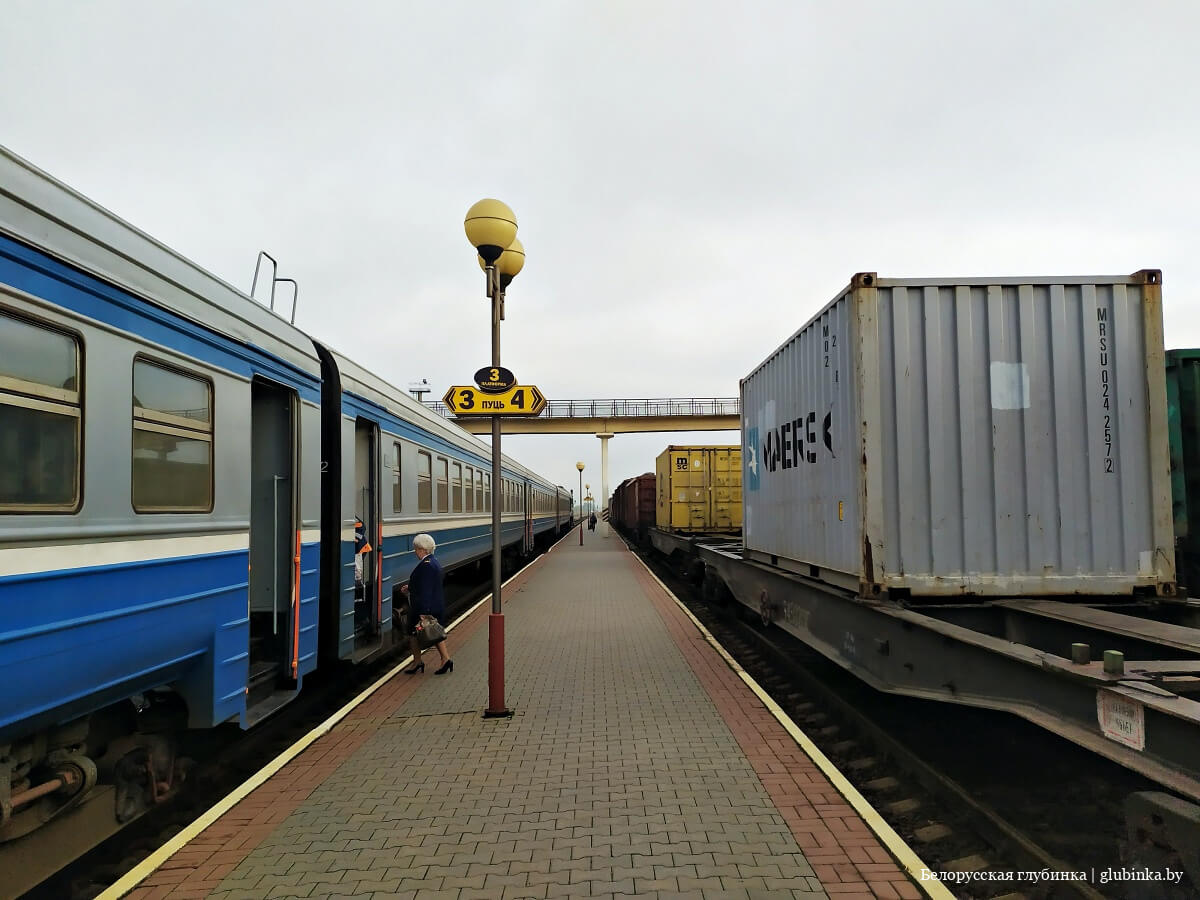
xmin=401 ymin=533 xmax=451 ymax=675
xmin=589 ymin=512 xmax=597 ymax=531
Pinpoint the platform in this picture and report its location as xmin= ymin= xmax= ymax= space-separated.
xmin=109 ymin=523 xmax=929 ymax=900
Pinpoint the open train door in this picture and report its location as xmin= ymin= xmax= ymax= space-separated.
xmin=353 ymin=417 xmax=382 ymax=656
xmin=247 ymin=377 xmax=298 ymax=724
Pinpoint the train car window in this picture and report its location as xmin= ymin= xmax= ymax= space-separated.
xmin=484 ymin=473 xmax=491 ymax=512
xmin=0 ymin=309 xmax=82 ymax=512
xmin=132 ymin=358 xmax=212 ymax=512
xmin=475 ymin=469 xmax=483 ymax=511
xmin=392 ymin=442 xmax=403 ymax=512
xmin=417 ymin=451 xmax=432 ymax=512
xmin=452 ymin=462 xmax=463 ymax=512
xmin=464 ymin=466 xmax=474 ymax=512
xmin=436 ymin=457 xmax=449 ymax=513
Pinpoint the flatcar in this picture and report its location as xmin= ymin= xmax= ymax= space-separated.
xmin=619 ymin=272 xmax=1200 ymax=882
xmin=0 ymin=144 xmax=571 ymax=873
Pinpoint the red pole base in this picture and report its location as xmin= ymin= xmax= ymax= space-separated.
xmin=484 ymin=613 xmax=512 ymax=718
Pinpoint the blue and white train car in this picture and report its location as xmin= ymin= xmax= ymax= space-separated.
xmin=0 ymin=145 xmax=327 ymax=816
xmin=0 ymin=144 xmax=571 ymax=856
xmin=311 ymin=346 xmax=573 ymax=664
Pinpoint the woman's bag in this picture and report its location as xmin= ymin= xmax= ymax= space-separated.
xmin=416 ymin=614 xmax=445 ymax=645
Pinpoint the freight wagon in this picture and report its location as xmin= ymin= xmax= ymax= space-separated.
xmin=609 ymin=473 xmax=655 ymax=545
xmin=643 ymin=445 xmax=743 ymax=564
xmin=645 ymin=273 xmax=1200 ymax=875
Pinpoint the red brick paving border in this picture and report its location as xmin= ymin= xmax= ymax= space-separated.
xmin=127 ymin=555 xmax=549 ymax=899
xmin=629 ymin=556 xmax=924 ymax=900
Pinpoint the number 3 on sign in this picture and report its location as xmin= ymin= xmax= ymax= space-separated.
xmin=458 ymin=389 xmax=475 ymax=410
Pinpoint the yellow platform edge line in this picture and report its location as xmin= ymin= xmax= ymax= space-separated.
xmin=98 ymin=550 xmax=553 ymax=900
xmin=631 ymin=552 xmax=955 ymax=900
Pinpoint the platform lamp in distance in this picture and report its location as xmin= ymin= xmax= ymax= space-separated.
xmin=577 ymin=462 xmax=585 ymax=545
xmin=464 ymin=198 xmax=523 ymax=718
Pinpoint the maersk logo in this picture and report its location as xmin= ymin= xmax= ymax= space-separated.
xmin=745 ymin=427 xmax=760 ymax=491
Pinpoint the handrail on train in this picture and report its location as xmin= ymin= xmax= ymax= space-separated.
xmin=251 ymin=251 xmax=300 ymax=324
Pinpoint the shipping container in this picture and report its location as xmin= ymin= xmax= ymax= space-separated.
xmin=655 ymin=446 xmax=742 ymax=534
xmin=741 ymin=271 xmax=1176 ymax=598
xmin=1166 ymin=349 xmax=1200 ymax=594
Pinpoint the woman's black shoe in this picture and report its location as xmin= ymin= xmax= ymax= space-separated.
xmin=405 ymin=662 xmax=424 ymax=675
xmin=434 ymin=660 xmax=453 ymax=675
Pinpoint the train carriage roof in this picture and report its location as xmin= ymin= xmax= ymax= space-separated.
xmin=0 ymin=144 xmax=320 ymax=376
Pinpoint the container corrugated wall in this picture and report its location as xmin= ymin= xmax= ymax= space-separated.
xmin=741 ymin=271 xmax=1176 ymax=597
xmin=655 ymin=446 xmax=742 ymax=534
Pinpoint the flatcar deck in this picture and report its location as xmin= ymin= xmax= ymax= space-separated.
xmin=104 ymin=525 xmax=933 ymax=900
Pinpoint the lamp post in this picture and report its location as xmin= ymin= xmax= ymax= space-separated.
xmin=586 ymin=484 xmax=590 ymax=519
xmin=465 ymin=198 xmax=523 ymax=718
xmin=576 ymin=462 xmax=585 ymax=545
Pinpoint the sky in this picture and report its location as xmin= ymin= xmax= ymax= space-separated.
xmin=3 ymin=1 xmax=1199 ymax=506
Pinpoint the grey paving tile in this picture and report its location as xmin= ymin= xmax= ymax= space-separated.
xmin=210 ymin=535 xmax=830 ymax=900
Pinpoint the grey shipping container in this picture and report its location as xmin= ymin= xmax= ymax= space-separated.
xmin=740 ymin=271 xmax=1176 ymax=598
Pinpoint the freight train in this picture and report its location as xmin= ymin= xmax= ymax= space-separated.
xmin=614 ymin=273 xmax=1200 ymax=877
xmin=0 ymin=146 xmax=573 ymax=878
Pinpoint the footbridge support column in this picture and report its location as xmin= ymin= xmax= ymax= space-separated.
xmin=597 ymin=432 xmax=613 ymax=516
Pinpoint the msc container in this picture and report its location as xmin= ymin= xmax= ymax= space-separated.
xmin=741 ymin=271 xmax=1176 ymax=598
xmin=1166 ymin=349 xmax=1200 ymax=594
xmin=655 ymin=446 xmax=742 ymax=534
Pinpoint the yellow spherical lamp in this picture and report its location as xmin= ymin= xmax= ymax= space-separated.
xmin=464 ymin=199 xmax=517 ymax=264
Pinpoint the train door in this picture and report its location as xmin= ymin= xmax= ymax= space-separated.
xmin=248 ymin=379 xmax=297 ymax=713
xmin=353 ymin=418 xmax=380 ymax=650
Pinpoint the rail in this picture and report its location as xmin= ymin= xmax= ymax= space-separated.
xmin=424 ymin=397 xmax=740 ymax=420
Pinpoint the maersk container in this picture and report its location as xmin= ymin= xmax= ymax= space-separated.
xmin=655 ymin=445 xmax=742 ymax=534
xmin=740 ymin=271 xmax=1176 ymax=598
xmin=1166 ymin=348 xmax=1200 ymax=594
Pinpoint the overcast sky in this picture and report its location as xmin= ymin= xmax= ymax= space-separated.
xmin=3 ymin=1 xmax=1198 ymax=503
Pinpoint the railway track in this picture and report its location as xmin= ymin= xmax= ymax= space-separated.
xmin=17 ymin=556 xmax=524 ymax=900
xmin=632 ymin=538 xmax=1198 ymax=900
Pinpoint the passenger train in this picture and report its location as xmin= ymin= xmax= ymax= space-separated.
xmin=0 ymin=145 xmax=572 ymax=856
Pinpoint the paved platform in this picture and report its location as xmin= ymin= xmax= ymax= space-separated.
xmin=116 ymin=523 xmax=926 ymax=900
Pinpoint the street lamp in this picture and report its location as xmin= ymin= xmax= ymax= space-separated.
xmin=585 ymin=484 xmax=590 ymax=518
xmin=465 ymin=198 xmax=522 ymax=718
xmin=576 ymin=462 xmax=585 ymax=545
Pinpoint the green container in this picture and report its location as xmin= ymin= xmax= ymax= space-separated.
xmin=1166 ymin=349 xmax=1200 ymax=593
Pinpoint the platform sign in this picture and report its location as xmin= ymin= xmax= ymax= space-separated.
xmin=474 ymin=366 xmax=516 ymax=393
xmin=443 ymin=383 xmax=546 ymax=416
xmin=1097 ymin=689 xmax=1145 ymax=750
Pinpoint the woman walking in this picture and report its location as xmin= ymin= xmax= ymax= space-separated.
xmin=401 ymin=533 xmax=452 ymax=674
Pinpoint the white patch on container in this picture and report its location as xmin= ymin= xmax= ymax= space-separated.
xmin=1096 ymin=690 xmax=1145 ymax=751
xmin=1139 ymin=551 xmax=1154 ymax=575
xmin=990 ymin=361 xmax=1030 ymax=410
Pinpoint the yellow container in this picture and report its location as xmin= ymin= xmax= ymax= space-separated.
xmin=655 ymin=445 xmax=742 ymax=533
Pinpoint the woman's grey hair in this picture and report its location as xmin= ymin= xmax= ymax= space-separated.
xmin=413 ymin=533 xmax=436 ymax=554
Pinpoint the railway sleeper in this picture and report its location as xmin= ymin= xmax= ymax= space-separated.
xmin=914 ymin=822 xmax=954 ymax=843
xmin=887 ymin=798 xmax=922 ymax=815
